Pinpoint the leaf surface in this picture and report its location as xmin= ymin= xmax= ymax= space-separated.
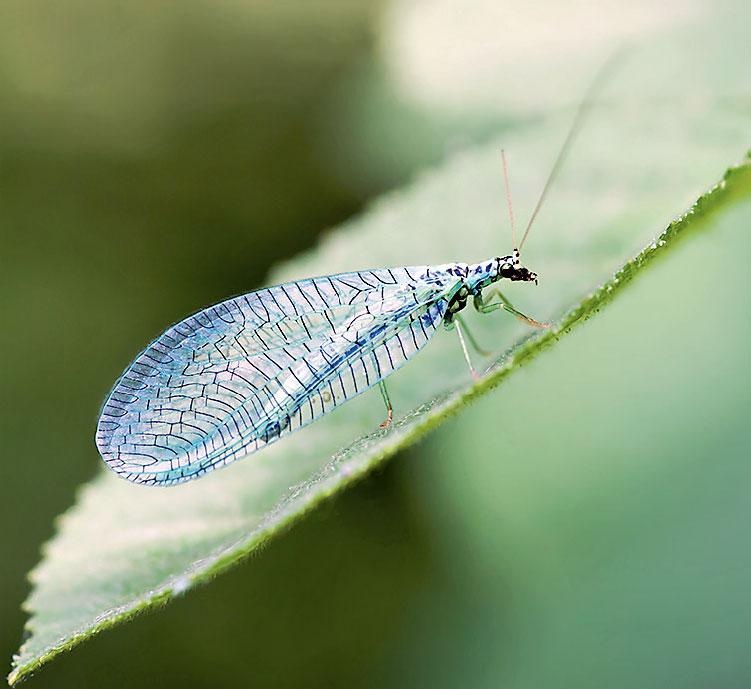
xmin=9 ymin=30 xmax=751 ymax=685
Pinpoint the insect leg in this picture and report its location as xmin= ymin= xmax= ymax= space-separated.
xmin=455 ymin=314 xmax=492 ymax=356
xmin=378 ymin=380 xmax=393 ymax=430
xmin=454 ymin=318 xmax=481 ymax=381
xmin=474 ymin=289 xmax=549 ymax=329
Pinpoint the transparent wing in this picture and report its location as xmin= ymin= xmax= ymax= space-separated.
xmin=96 ymin=266 xmax=458 ymax=486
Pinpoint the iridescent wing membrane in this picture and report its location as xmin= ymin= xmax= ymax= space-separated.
xmin=97 ymin=265 xmax=464 ymax=485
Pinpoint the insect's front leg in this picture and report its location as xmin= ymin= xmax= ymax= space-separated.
xmin=474 ymin=289 xmax=549 ymax=329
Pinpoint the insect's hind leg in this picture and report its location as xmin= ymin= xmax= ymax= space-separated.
xmin=474 ymin=289 xmax=549 ymax=329
xmin=378 ymin=380 xmax=393 ymax=430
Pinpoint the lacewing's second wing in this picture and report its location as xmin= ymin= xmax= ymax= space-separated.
xmin=96 ymin=266 xmax=459 ymax=486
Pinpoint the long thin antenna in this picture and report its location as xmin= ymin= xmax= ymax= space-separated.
xmin=518 ymin=53 xmax=623 ymax=251
xmin=500 ymin=149 xmax=517 ymax=249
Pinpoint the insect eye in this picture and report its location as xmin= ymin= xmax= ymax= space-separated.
xmin=500 ymin=263 xmax=514 ymax=277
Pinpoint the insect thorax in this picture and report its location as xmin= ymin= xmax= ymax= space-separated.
xmin=443 ymin=258 xmax=502 ymax=322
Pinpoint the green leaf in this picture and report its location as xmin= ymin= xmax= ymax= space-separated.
xmin=9 ymin=45 xmax=751 ymax=685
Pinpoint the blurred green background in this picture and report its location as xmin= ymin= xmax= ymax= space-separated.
xmin=2 ymin=1 xmax=750 ymax=687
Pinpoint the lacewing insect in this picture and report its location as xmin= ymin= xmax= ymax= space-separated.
xmin=96 ymin=71 xmax=605 ymax=486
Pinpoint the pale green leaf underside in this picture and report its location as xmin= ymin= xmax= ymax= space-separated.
xmin=10 ymin=42 xmax=751 ymax=685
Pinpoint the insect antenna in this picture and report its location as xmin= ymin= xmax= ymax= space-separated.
xmin=500 ymin=149 xmax=518 ymax=250
xmin=517 ymin=54 xmax=622 ymax=252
